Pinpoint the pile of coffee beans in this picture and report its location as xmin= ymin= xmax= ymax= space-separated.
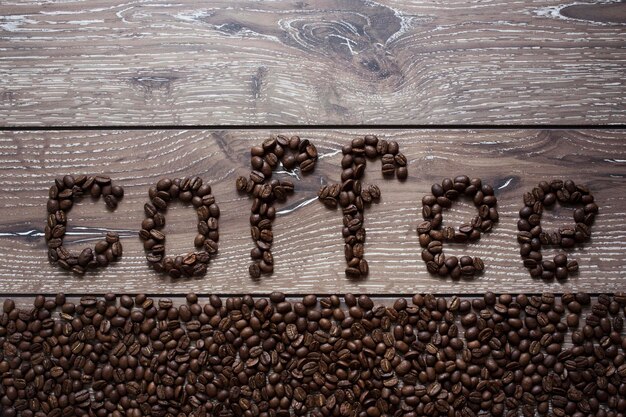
xmin=318 ymin=135 xmax=407 ymax=279
xmin=418 ymin=176 xmax=498 ymax=278
xmin=236 ymin=136 xmax=318 ymax=278
xmin=139 ymin=177 xmax=220 ymax=278
xmin=46 ymin=175 xmax=124 ymax=275
xmin=518 ymin=179 xmax=597 ymax=280
xmin=0 ymin=291 xmax=624 ymax=417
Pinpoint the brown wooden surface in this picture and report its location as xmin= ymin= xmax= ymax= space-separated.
xmin=1 ymin=0 xmax=625 ymax=126
xmin=0 ymin=129 xmax=624 ymax=294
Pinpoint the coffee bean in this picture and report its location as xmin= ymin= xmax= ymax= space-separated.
xmin=345 ymin=267 xmax=361 ymax=278
xmin=235 ymin=176 xmax=248 ymax=191
xmin=555 ymin=267 xmax=568 ymax=280
xmin=473 ymin=257 xmax=484 ymax=271
xmin=300 ymin=158 xmax=316 ymax=173
xmin=3 ymin=298 xmax=15 ymax=313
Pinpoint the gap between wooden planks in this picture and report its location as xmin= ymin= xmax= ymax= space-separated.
xmin=0 ymin=129 xmax=624 ymax=294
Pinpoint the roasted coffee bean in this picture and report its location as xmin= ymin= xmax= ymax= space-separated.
xmin=518 ymin=179 xmax=595 ymax=280
xmin=45 ymin=176 xmax=124 ymax=274
xmin=396 ymin=166 xmax=408 ymax=180
xmin=566 ymin=260 xmax=579 ymax=273
xmin=141 ymin=178 xmax=219 ymax=277
xmin=235 ymin=176 xmax=248 ymax=191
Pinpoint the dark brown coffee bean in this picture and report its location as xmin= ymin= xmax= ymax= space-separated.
xmin=396 ymin=166 xmax=408 ymax=180
xmin=381 ymin=163 xmax=395 ymax=176
xmin=554 ymin=267 xmax=568 ymax=280
xmin=300 ymin=158 xmax=316 ymax=173
xmin=473 ymin=257 xmax=484 ymax=271
xmin=428 ymin=240 xmax=443 ymax=254
xmin=566 ymin=260 xmax=579 ymax=273
xmin=250 ymin=171 xmax=266 ymax=186
xmin=386 ymin=141 xmax=399 ymax=155
xmin=235 ymin=176 xmax=249 ymax=192
xmin=345 ymin=267 xmax=361 ymax=278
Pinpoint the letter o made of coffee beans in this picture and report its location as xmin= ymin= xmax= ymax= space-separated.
xmin=139 ymin=177 xmax=220 ymax=278
xmin=417 ymin=176 xmax=498 ymax=278
xmin=518 ymin=179 xmax=597 ymax=280
xmin=45 ymin=175 xmax=124 ymax=275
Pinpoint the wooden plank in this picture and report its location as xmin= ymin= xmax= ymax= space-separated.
xmin=0 ymin=129 xmax=624 ymax=294
xmin=1 ymin=1 xmax=625 ymax=126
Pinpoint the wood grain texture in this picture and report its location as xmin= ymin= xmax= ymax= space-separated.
xmin=1 ymin=0 xmax=625 ymax=126
xmin=0 ymin=129 xmax=624 ymax=294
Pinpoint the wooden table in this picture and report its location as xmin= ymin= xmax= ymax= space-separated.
xmin=1 ymin=1 xmax=625 ymax=301
xmin=1 ymin=4 xmax=625 ymax=417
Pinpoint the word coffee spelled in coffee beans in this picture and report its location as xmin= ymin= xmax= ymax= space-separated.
xmin=46 ymin=175 xmax=124 ymax=275
xmin=518 ymin=179 xmax=597 ymax=280
xmin=0 ymin=291 xmax=625 ymax=417
xmin=318 ymin=135 xmax=407 ymax=279
xmin=236 ymin=135 xmax=318 ymax=278
xmin=140 ymin=177 xmax=220 ymax=278
xmin=418 ymin=176 xmax=498 ymax=278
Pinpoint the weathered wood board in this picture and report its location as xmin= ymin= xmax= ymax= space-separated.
xmin=0 ymin=129 xmax=623 ymax=294
xmin=1 ymin=1 xmax=625 ymax=125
